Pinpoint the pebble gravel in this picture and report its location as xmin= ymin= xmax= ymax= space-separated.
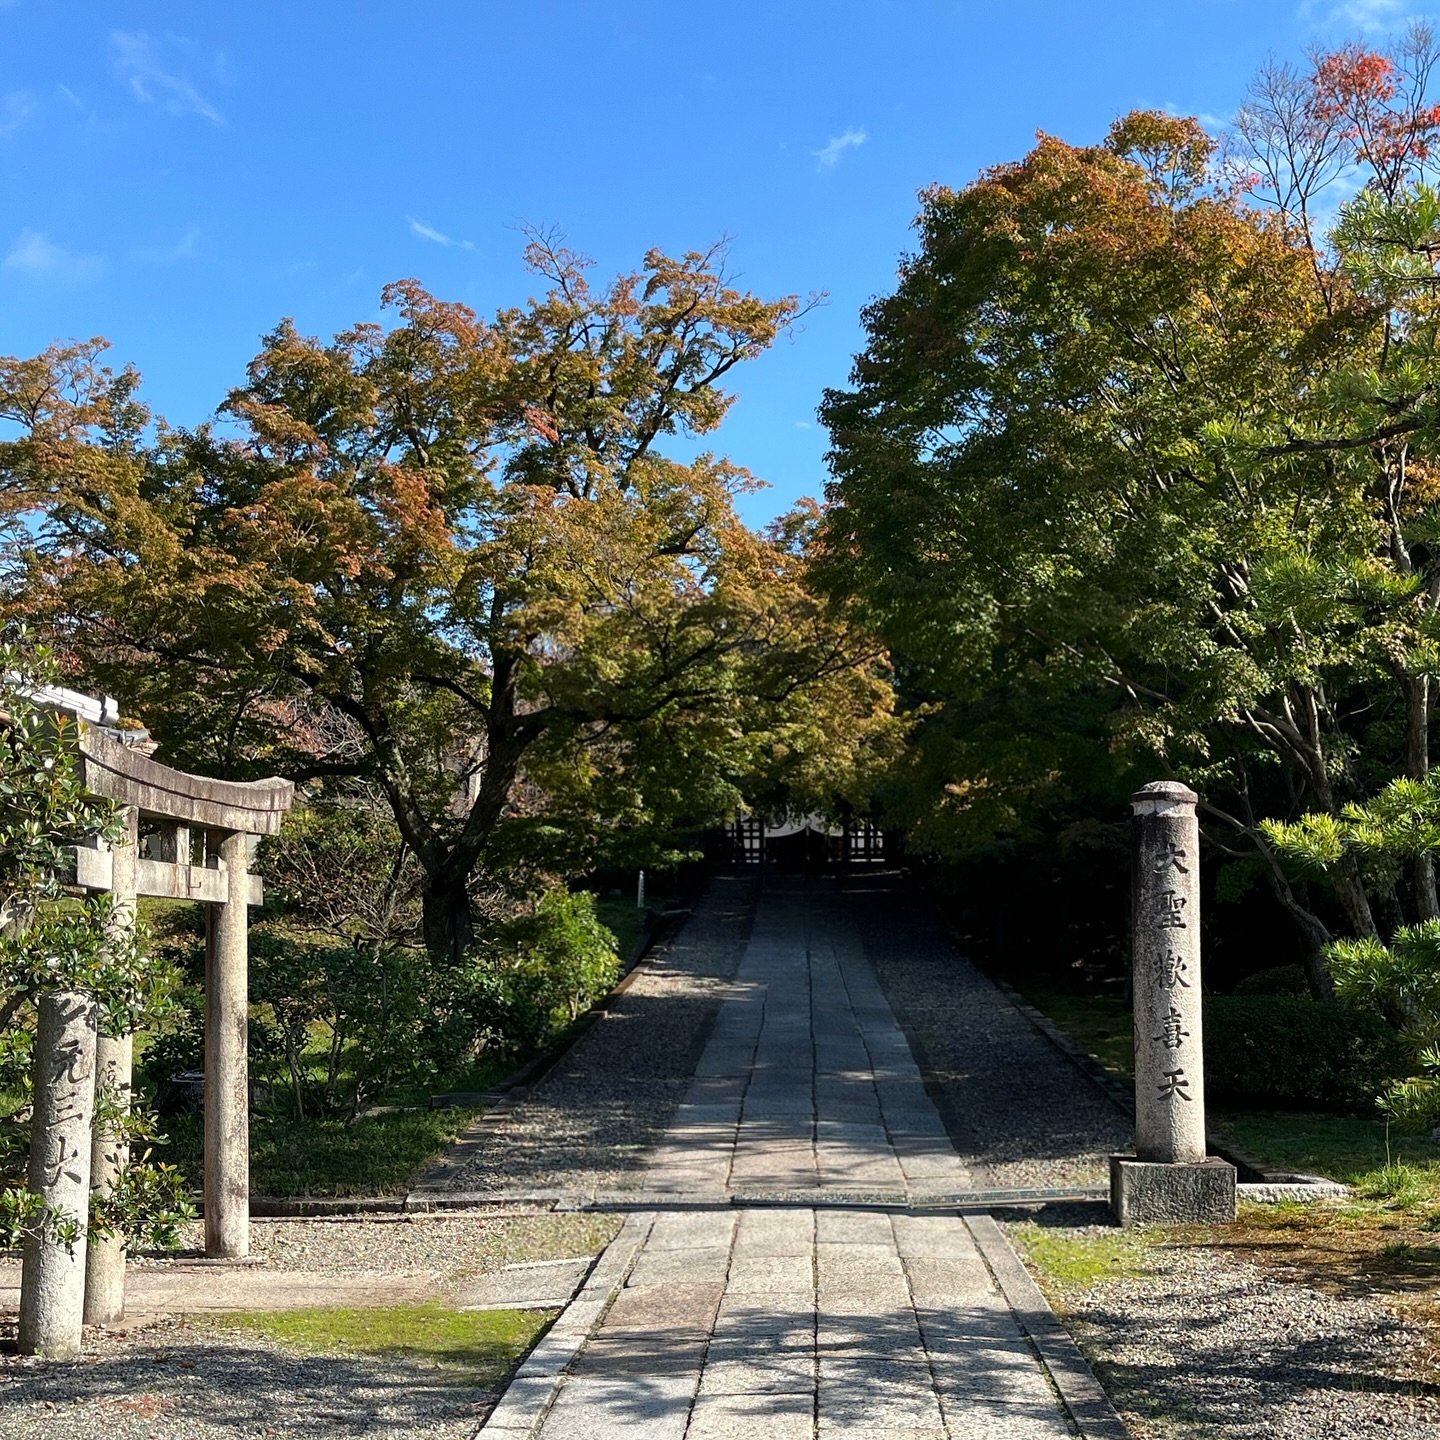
xmin=1011 ymin=1217 xmax=1440 ymax=1439
xmin=1 ymin=1211 xmax=621 ymax=1439
xmin=0 ymin=1316 xmax=505 ymax=1440
xmin=10 ymin=872 xmax=1435 ymax=1440
xmin=847 ymin=876 xmax=1132 ymax=1188
xmin=146 ymin=1209 xmax=620 ymax=1281
xmin=443 ymin=875 xmax=755 ymax=1193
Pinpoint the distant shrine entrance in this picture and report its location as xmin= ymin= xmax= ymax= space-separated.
xmin=726 ymin=812 xmax=887 ymax=871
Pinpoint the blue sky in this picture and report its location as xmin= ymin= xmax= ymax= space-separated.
xmin=0 ymin=0 xmax=1414 ymax=523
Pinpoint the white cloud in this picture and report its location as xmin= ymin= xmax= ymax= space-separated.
xmin=57 ymin=85 xmax=82 ymax=108
xmin=111 ymin=31 xmax=223 ymax=125
xmin=1164 ymin=102 xmax=1230 ymax=133
xmin=4 ymin=229 xmax=103 ymax=283
xmin=794 ymin=420 xmax=814 ymax=430
xmin=407 ymin=216 xmax=474 ymax=249
xmin=813 ymin=128 xmax=867 ymax=172
xmin=1300 ymin=0 xmax=1412 ymax=31
xmin=134 ymin=225 xmax=200 ymax=263
xmin=0 ymin=91 xmax=35 ymax=138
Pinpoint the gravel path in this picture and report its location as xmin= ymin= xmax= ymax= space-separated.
xmin=444 ymin=875 xmax=755 ymax=1193
xmin=1 ymin=1211 xmax=621 ymax=1439
xmin=143 ymin=1209 xmax=621 ymax=1280
xmin=13 ymin=870 xmax=1436 ymax=1439
xmin=0 ymin=1318 xmax=500 ymax=1440
xmin=847 ymin=875 xmax=1131 ymax=1188
xmin=1007 ymin=1213 xmax=1440 ymax=1439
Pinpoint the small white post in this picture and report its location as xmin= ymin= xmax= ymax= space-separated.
xmin=637 ymin=869 xmax=645 ymax=910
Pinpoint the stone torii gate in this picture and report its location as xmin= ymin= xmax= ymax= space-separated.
xmin=71 ymin=726 xmax=293 ymax=1260
xmin=19 ymin=695 xmax=292 ymax=1356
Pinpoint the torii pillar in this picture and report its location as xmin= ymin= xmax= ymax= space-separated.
xmin=204 ymin=830 xmax=253 ymax=1258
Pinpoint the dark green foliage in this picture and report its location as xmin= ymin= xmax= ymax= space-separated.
xmin=466 ymin=890 xmax=622 ymax=1055
xmin=137 ymin=1011 xmax=204 ymax=1089
xmin=1232 ymin=965 xmax=1312 ymax=998
xmin=1204 ymin=996 xmax=1410 ymax=1112
xmin=156 ymin=1106 xmax=480 ymax=1198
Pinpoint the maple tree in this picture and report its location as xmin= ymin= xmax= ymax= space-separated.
xmin=820 ymin=27 xmax=1440 ymax=995
xmin=2 ymin=237 xmax=900 ymax=960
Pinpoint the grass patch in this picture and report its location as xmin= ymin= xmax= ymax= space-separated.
xmin=1016 ymin=983 xmax=1133 ymax=1080
xmin=156 ymin=1106 xmax=477 ymax=1197
xmin=213 ymin=1301 xmax=552 ymax=1386
xmin=1008 ymin=1223 xmax=1151 ymax=1291
xmin=1211 ymin=1109 xmax=1440 ymax=1187
xmin=594 ymin=895 xmax=662 ymax=961
xmin=383 ymin=1057 xmax=514 ymax=1108
xmin=1353 ymin=1160 xmax=1440 ymax=1209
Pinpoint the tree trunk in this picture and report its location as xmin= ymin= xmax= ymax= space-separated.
xmin=422 ymin=877 xmax=475 ymax=964
xmin=1405 ymin=673 xmax=1439 ymax=922
xmin=284 ymin=1031 xmax=305 ymax=1121
xmin=1257 ymin=861 xmax=1336 ymax=1000
xmin=1333 ymin=854 xmax=1380 ymax=942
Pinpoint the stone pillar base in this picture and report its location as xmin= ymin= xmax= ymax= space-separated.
xmin=1110 ymin=1155 xmax=1237 ymax=1227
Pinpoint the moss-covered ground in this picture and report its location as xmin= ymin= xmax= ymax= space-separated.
xmin=213 ymin=1302 xmax=553 ymax=1386
xmin=1007 ymin=1224 xmax=1153 ymax=1289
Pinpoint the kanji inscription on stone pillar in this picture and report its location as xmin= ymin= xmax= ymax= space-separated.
xmin=1130 ymin=781 xmax=1208 ymax=1166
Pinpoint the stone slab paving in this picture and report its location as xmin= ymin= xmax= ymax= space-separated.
xmin=521 ymin=1208 xmax=1079 ymax=1439
xmin=640 ymin=884 xmax=974 ymax=1201
xmin=477 ymin=883 xmax=1115 ymax=1438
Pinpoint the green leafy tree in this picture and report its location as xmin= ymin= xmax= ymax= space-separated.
xmin=4 ymin=238 xmax=898 ymax=961
xmin=819 ymin=33 xmax=1440 ymax=994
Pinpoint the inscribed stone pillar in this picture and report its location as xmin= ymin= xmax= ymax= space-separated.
xmin=1130 ymin=781 xmax=1207 ymax=1164
xmin=204 ymin=830 xmax=250 ymax=1259
xmin=85 ymin=808 xmax=137 ymax=1325
xmin=1112 ymin=780 xmax=1235 ymax=1226
xmin=19 ymin=989 xmax=99 ymax=1358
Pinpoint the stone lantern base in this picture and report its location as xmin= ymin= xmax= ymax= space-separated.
xmin=1110 ymin=1155 xmax=1237 ymax=1227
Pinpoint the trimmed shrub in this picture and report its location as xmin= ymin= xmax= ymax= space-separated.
xmin=1204 ymin=995 xmax=1410 ymax=1113
xmin=1232 ymin=964 xmax=1311 ymax=998
xmin=466 ymin=889 xmax=622 ymax=1056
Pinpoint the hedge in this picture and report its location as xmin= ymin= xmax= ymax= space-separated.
xmin=1203 ymin=995 xmax=1410 ymax=1114
xmin=1232 ymin=964 xmax=1311 ymax=998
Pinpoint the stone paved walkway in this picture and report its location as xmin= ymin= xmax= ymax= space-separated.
xmin=641 ymin=887 xmax=974 ymax=1199
xmin=480 ymin=884 xmax=1112 ymax=1438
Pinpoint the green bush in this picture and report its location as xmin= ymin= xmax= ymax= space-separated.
xmin=1232 ymin=964 xmax=1311 ymax=998
xmin=1204 ymin=995 xmax=1410 ymax=1113
xmin=469 ymin=889 xmax=622 ymax=1055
